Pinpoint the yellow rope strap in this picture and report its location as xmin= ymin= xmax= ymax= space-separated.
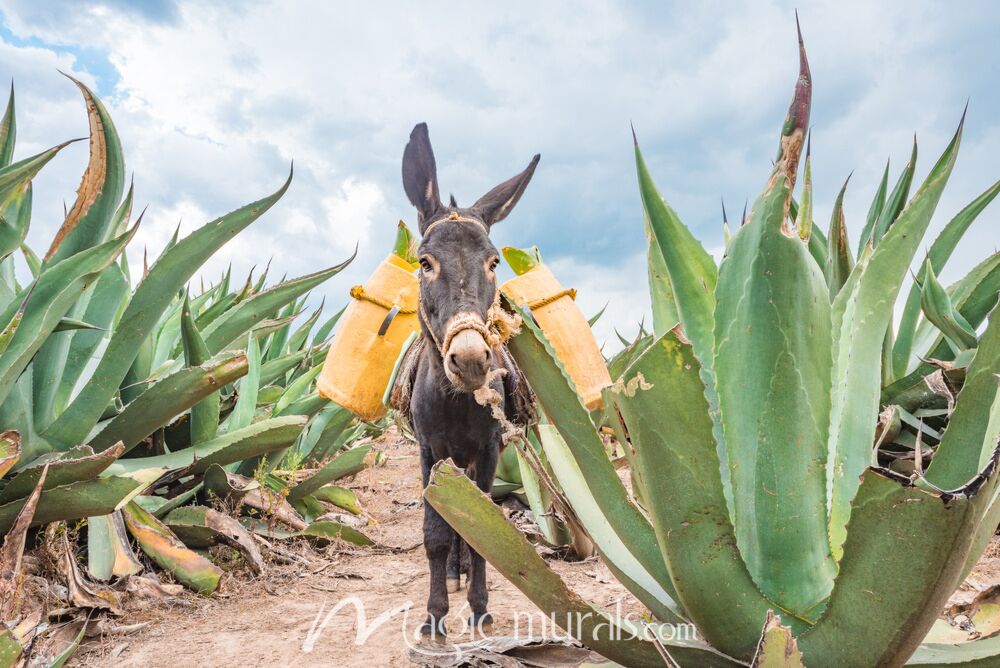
xmin=523 ymin=287 xmax=577 ymax=310
xmin=349 ymin=285 xmax=416 ymax=314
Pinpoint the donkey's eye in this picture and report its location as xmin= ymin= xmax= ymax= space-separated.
xmin=419 ymin=257 xmax=434 ymax=273
xmin=488 ymin=257 xmax=500 ymax=272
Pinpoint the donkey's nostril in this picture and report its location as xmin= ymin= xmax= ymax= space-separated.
xmin=447 ymin=352 xmax=461 ymax=373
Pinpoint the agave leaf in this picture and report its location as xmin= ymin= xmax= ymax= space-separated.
xmin=714 ymin=167 xmax=836 ymax=615
xmin=202 ymin=465 xmax=307 ymax=530
xmin=869 ymin=138 xmax=918 ymax=248
xmin=643 ymin=207 xmax=680 ymax=337
xmin=752 ymin=612 xmax=804 ymax=668
xmin=225 ymin=336 xmax=261 ymax=435
xmin=0 ymin=443 xmax=123 ymax=504
xmin=508 ymin=314 xmax=684 ymax=624
xmin=275 ymin=391 xmax=326 ymax=419
xmin=884 ymin=252 xmax=1000 ymax=403
xmin=0 ymin=181 xmax=31 ymax=261
xmin=908 ymin=634 xmax=1000 ymax=666
xmin=798 ymin=452 xmax=1000 ymax=666
xmin=825 ymin=174 xmax=853 ymax=299
xmin=425 ymin=461 xmax=735 ymax=668
xmin=0 ymin=471 xmax=156 ymax=534
xmin=633 ymin=136 xmax=717 ymax=373
xmin=536 ymin=423 xmax=682 ymax=621
xmin=857 ymin=160 xmax=890 ymax=260
xmin=51 ymin=262 xmax=129 ymax=418
xmin=311 ymin=485 xmax=362 ymax=515
xmin=202 ymin=259 xmax=353 ymax=354
xmin=0 ymin=140 xmax=74 ymax=204
xmin=515 ymin=436 xmax=569 ymax=547
xmin=44 ymin=75 xmax=126 ymax=266
xmin=0 ymin=85 xmax=14 ymax=169
xmin=164 ymin=505 xmax=263 ymax=574
xmin=180 ymin=294 xmax=221 ymax=446
xmin=273 ymin=365 xmax=321 ymax=415
xmin=0 ymin=430 xmax=18 ymax=477
xmin=925 ymin=315 xmax=1000 ymax=488
xmin=87 ymin=510 xmax=142 ymax=581
xmin=892 ymin=179 xmax=1000 ymax=377
xmin=0 ymin=228 xmax=132 ymax=412
xmin=609 ymin=333 xmax=785 ymax=658
xmin=286 ymin=305 xmax=323 ymax=354
xmin=287 ymin=444 xmax=373 ymax=502
xmin=828 ymin=115 xmax=963 ymax=558
xmin=305 ymin=405 xmax=357 ymax=462
xmin=89 ymin=351 xmax=249 ymax=453
xmin=312 ymin=304 xmax=345 ymax=346
xmin=262 ymin=299 xmax=295 ymax=362
xmin=43 ymin=171 xmax=292 ymax=449
xmin=919 ymin=260 xmax=978 ymax=353
xmin=103 ymin=415 xmax=307 ymax=476
xmin=634 ymin=138 xmax=729 ymax=512
xmin=122 ymin=501 xmax=222 ymax=594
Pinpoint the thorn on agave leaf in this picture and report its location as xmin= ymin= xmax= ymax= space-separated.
xmin=770 ymin=14 xmax=812 ymax=203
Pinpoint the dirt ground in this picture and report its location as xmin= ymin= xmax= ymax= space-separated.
xmin=73 ymin=434 xmax=640 ymax=667
xmin=68 ymin=432 xmax=1000 ymax=667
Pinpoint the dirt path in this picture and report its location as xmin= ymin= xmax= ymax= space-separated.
xmin=76 ymin=435 xmax=639 ymax=667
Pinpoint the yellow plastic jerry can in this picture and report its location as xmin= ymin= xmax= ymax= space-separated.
xmin=501 ymin=262 xmax=611 ymax=410
xmin=317 ymin=252 xmax=419 ymax=421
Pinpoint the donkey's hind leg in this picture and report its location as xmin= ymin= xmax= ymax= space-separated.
xmin=446 ymin=531 xmax=462 ymax=592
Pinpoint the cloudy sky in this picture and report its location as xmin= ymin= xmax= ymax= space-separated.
xmin=0 ymin=0 xmax=998 ymax=348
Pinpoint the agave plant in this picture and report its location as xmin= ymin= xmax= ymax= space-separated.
xmin=0 ymin=77 xmax=381 ymax=662
xmin=426 ymin=27 xmax=1000 ymax=667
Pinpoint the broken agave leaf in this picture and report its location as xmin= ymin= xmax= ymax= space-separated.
xmin=203 ymin=464 xmax=307 ymax=531
xmin=122 ymin=501 xmax=223 ymax=595
xmin=0 ymin=441 xmax=124 ymax=504
xmin=751 ymin=611 xmax=804 ymax=668
xmin=0 ymin=462 xmax=46 ymax=619
xmin=241 ymin=518 xmax=373 ymax=547
xmin=0 ymin=429 xmax=19 ymax=478
xmin=125 ymin=573 xmax=185 ymax=600
xmin=425 ymin=460 xmax=740 ymax=668
xmin=87 ymin=510 xmax=143 ymax=582
xmin=50 ymin=524 xmax=122 ymax=614
xmin=164 ymin=505 xmax=264 ymax=575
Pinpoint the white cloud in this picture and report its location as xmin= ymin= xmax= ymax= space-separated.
xmin=0 ymin=0 xmax=998 ymax=352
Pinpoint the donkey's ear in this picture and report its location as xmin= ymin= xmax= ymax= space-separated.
xmin=402 ymin=123 xmax=443 ymax=230
xmin=471 ymin=154 xmax=540 ymax=228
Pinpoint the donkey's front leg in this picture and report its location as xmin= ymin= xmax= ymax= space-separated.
xmin=466 ymin=445 xmax=499 ymax=634
xmin=421 ymin=448 xmax=451 ymax=638
xmin=422 ymin=499 xmax=452 ymax=637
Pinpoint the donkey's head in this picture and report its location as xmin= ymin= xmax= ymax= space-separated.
xmin=402 ymin=123 xmax=539 ymax=392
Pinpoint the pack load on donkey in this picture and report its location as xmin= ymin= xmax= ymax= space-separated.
xmin=316 ymin=202 xmax=611 ymax=419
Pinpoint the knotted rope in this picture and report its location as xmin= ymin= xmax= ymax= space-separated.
xmin=523 ymin=287 xmax=576 ymax=310
xmin=349 ymin=284 xmax=416 ymax=314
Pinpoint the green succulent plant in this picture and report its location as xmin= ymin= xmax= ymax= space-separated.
xmin=426 ymin=27 xmax=1000 ymax=668
xmin=0 ymin=77 xmax=382 ymax=665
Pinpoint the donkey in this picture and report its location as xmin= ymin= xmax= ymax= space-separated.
xmin=399 ymin=123 xmax=539 ymax=637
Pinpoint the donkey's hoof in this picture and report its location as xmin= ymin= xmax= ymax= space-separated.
xmin=420 ymin=616 xmax=447 ymax=640
xmin=468 ymin=613 xmax=493 ymax=636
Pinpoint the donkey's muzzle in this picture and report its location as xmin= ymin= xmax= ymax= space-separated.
xmin=445 ymin=330 xmax=492 ymax=391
